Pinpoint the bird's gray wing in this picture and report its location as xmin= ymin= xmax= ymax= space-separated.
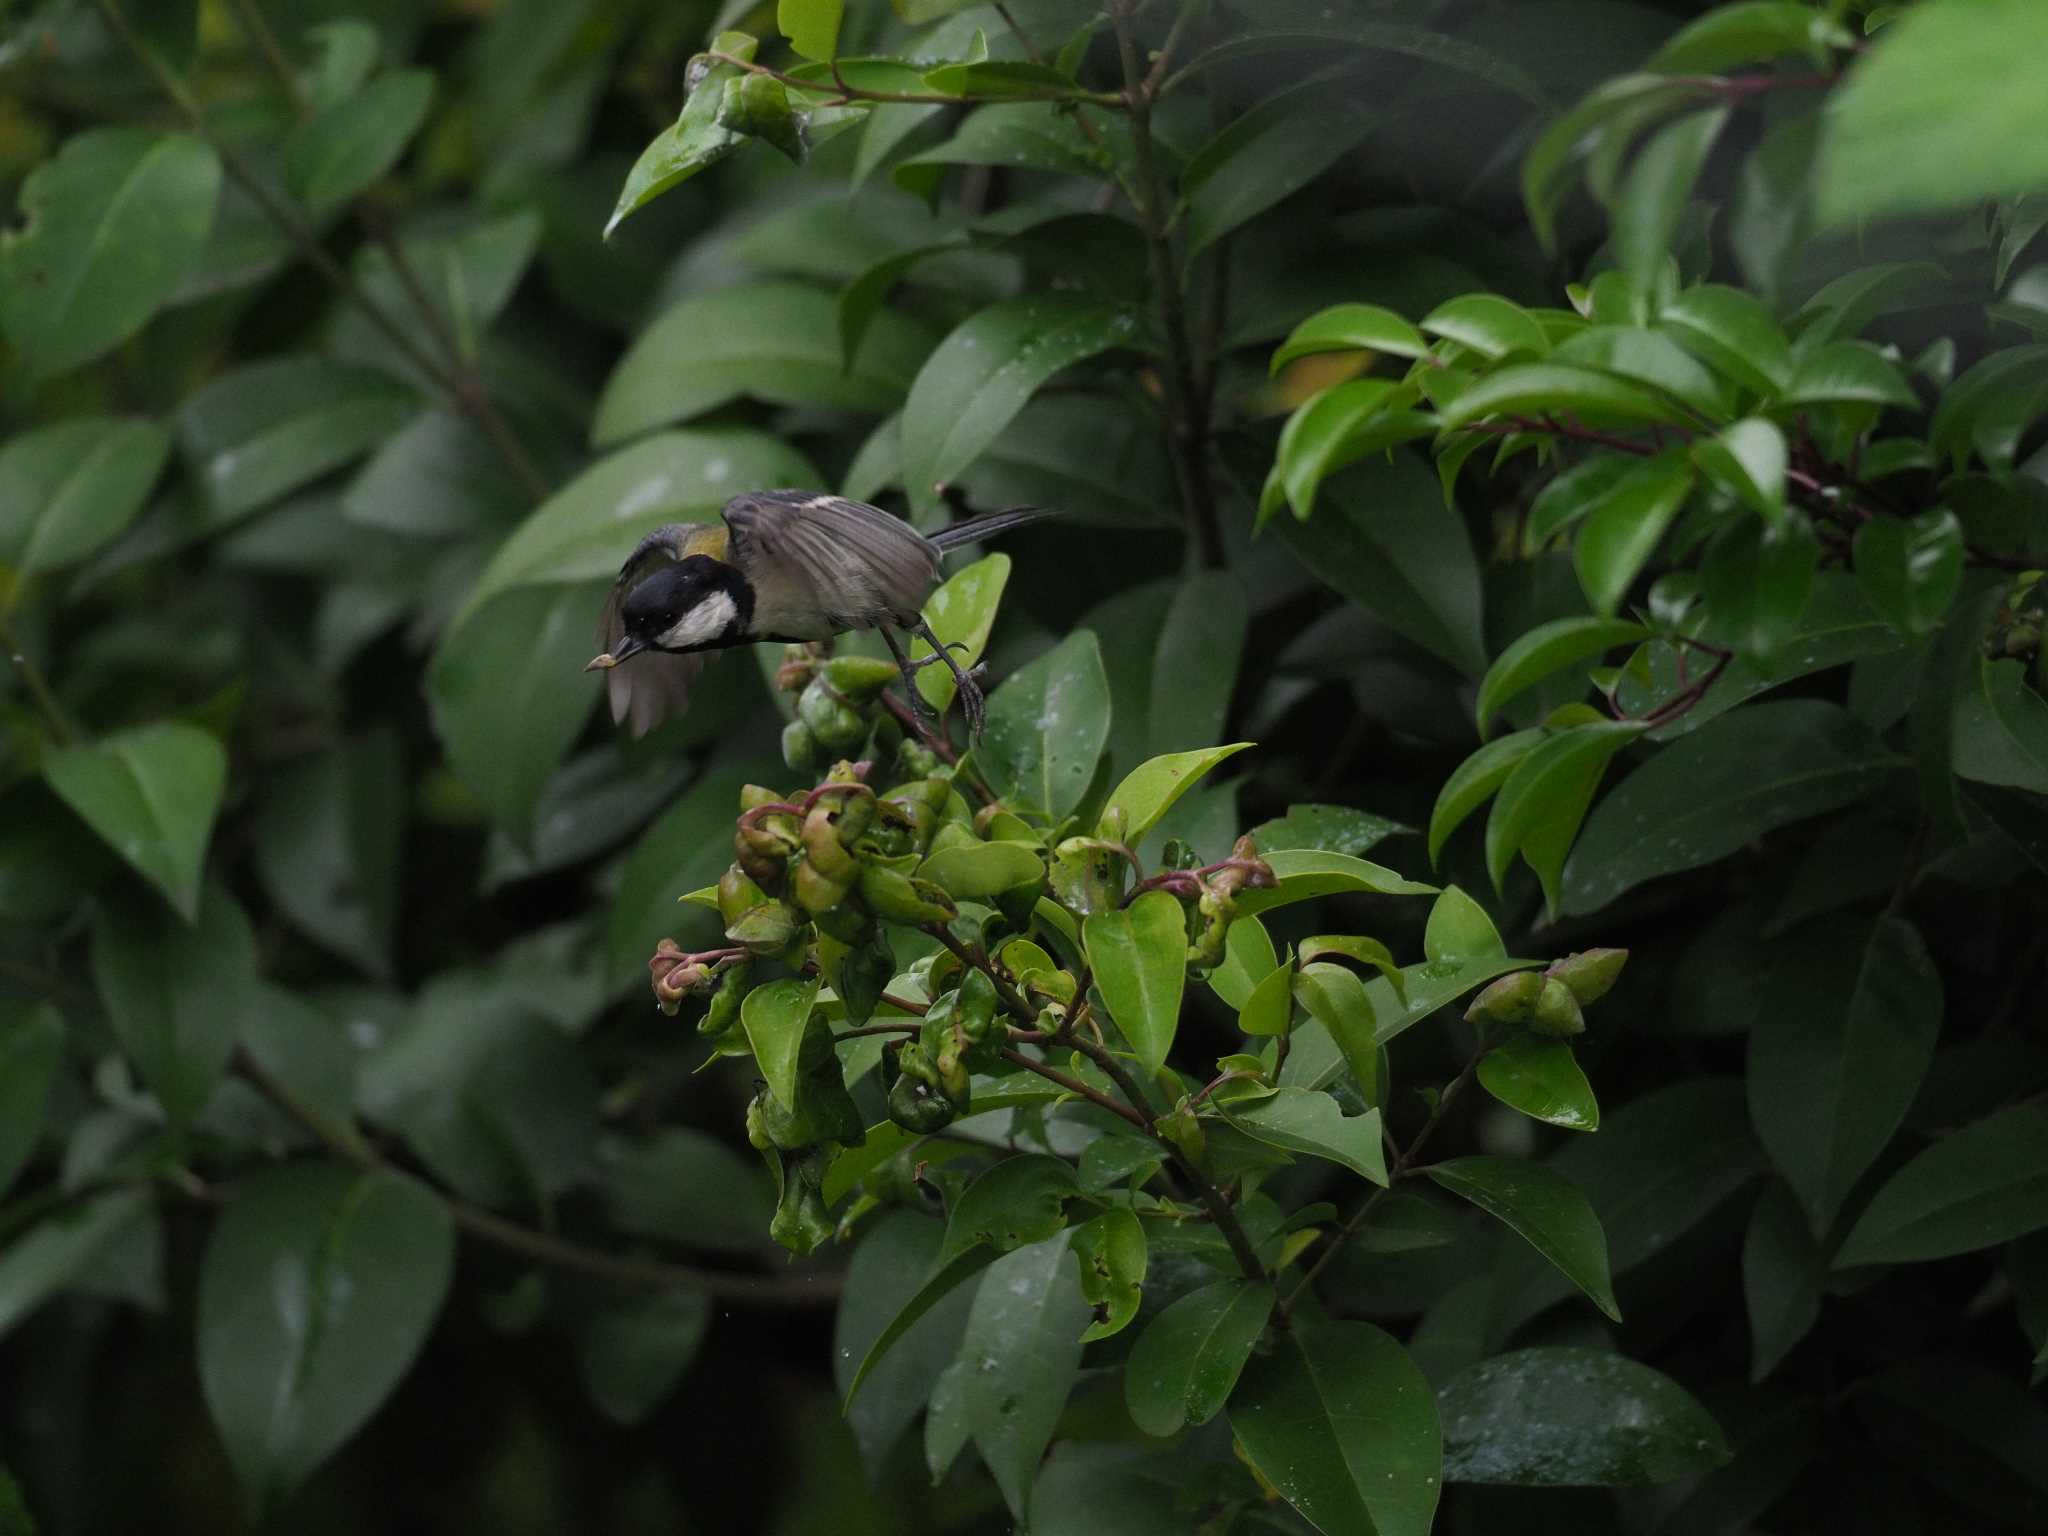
xmin=723 ymin=491 xmax=940 ymax=630
xmin=596 ymin=522 xmax=713 ymax=739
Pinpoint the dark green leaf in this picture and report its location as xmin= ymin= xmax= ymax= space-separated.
xmin=1853 ymin=511 xmax=1964 ymax=635
xmin=1954 ymin=657 xmax=2048 ymax=794
xmin=1660 ymin=285 xmax=1793 ymax=397
xmin=1251 ymin=804 xmax=1410 ymax=859
xmin=0 ymin=1006 xmax=63 ymax=1201
xmin=1612 ymin=108 xmax=1728 ymax=290
xmin=253 ymin=733 xmax=403 ymax=978
xmin=0 ymin=417 xmax=171 ymax=574
xmin=898 ymin=101 xmax=1124 ymax=183
xmin=843 ymin=1247 xmax=999 ymax=1407
xmin=833 ymin=1209 xmax=974 ymax=1474
xmin=1436 ymin=363 xmax=1681 ymax=430
xmin=1230 ymin=1320 xmax=1442 ymax=1536
xmin=45 ymin=723 xmax=227 ymax=923
xmin=1071 ymin=1207 xmax=1146 ymax=1341
xmin=1573 ymin=451 xmax=1697 ymax=617
xmin=1743 ymin=1179 xmax=1823 ymax=1381
xmin=978 ymin=629 xmax=1112 ymax=820
xmin=938 ymin=1154 xmax=1082 ymax=1267
xmin=1183 ymin=85 xmax=1378 ymax=258
xmin=1836 ymin=1105 xmax=2048 ymax=1267
xmin=1647 ymin=2 xmax=1837 ymax=73
xmin=1428 ymin=1157 xmax=1620 ymax=1321
xmin=1148 ymin=572 xmax=1247 ymax=754
xmin=0 ymin=1188 xmax=152 ymax=1342
xmin=1439 ymin=1348 xmax=1730 ymax=1485
xmin=0 ymin=126 xmax=221 ymax=383
xmin=1485 ymin=720 xmax=1645 ymax=911
xmin=283 ymin=70 xmax=435 ymax=216
xmin=1475 ymin=616 xmax=1648 ymax=738
xmin=605 ymin=35 xmax=757 ymax=235
xmin=600 ymin=1129 xmax=774 ymax=1255
xmin=1084 ymin=891 xmax=1187 ymax=1079
xmin=1124 ymin=1278 xmax=1275 ymax=1437
xmin=573 ymin=1290 xmax=710 ymax=1427
xmin=1693 ymin=417 xmax=1787 ymax=525
xmin=198 ymin=1162 xmax=454 ymax=1513
xmin=1223 ymin=1088 xmax=1386 ymax=1184
xmin=1785 ymin=341 xmax=1920 ymax=408
xmin=962 ymin=1234 xmax=1091 ymax=1522
xmin=1478 ymin=1036 xmax=1599 ymax=1132
xmin=1430 ymin=730 xmax=1542 ymax=864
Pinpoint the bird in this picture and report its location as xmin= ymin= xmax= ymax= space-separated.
xmin=584 ymin=491 xmax=1056 ymax=740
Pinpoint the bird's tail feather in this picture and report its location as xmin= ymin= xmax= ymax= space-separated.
xmin=928 ymin=503 xmax=1060 ymax=551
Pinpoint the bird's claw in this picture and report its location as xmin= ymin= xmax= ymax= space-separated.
xmin=957 ymin=665 xmax=988 ymax=739
xmin=903 ymin=640 xmax=971 ymax=672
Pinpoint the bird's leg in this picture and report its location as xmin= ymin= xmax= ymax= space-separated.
xmin=915 ymin=618 xmax=987 ymax=738
xmin=879 ymin=625 xmax=942 ymax=727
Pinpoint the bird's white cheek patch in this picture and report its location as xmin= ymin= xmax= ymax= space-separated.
xmin=657 ymin=591 xmax=737 ymax=649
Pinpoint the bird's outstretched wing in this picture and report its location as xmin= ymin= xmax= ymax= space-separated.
xmin=595 ymin=522 xmax=716 ymax=739
xmin=723 ymin=491 xmax=939 ymax=632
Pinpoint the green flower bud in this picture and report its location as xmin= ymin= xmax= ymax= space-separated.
xmin=1547 ymin=948 xmax=1627 ymax=1007
xmin=824 ymin=654 xmax=903 ymax=702
xmin=717 ymin=71 xmax=806 ymax=162
xmin=781 ymin=719 xmax=818 ymax=773
xmin=802 ymin=803 xmax=858 ymax=880
xmin=1530 ymin=976 xmax=1586 ymax=1037
xmin=739 ymin=784 xmax=785 ymax=813
xmin=791 ymin=858 xmax=854 ymax=917
xmin=1464 ymin=970 xmax=1545 ymax=1027
xmin=858 ymin=863 xmax=957 ymax=925
xmin=768 ymin=1158 xmax=835 ymax=1255
xmin=835 ymin=932 xmax=894 ymax=1026
xmin=885 ymin=1041 xmax=959 ymax=1132
xmin=811 ymin=898 xmax=876 ymax=946
xmin=717 ymin=864 xmax=768 ymax=927
xmin=727 ymin=897 xmax=803 ymax=956
xmin=700 ymin=959 xmax=753 ymax=1037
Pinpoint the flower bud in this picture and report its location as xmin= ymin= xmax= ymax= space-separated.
xmin=727 ymin=897 xmax=803 ymax=956
xmin=700 ymin=959 xmax=752 ymax=1037
xmin=791 ymin=858 xmax=853 ymax=917
xmin=858 ymin=863 xmax=957 ymax=925
xmin=1464 ymin=970 xmax=1544 ymax=1027
xmin=1529 ymin=976 xmax=1586 ymax=1037
xmin=802 ymin=803 xmax=858 ymax=880
xmin=824 ymin=654 xmax=902 ymax=702
xmin=1547 ymin=948 xmax=1627 ymax=1007
xmin=781 ymin=719 xmax=818 ymax=772
xmin=717 ymin=864 xmax=768 ymax=927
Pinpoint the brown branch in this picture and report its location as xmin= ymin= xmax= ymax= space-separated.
xmin=999 ymin=1047 xmax=1152 ymax=1130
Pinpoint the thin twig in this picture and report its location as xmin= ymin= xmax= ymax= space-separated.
xmin=999 ymin=1047 xmax=1151 ymax=1130
xmin=1 ymin=615 xmax=78 ymax=745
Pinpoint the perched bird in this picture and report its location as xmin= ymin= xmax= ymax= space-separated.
xmin=585 ymin=491 xmax=1054 ymax=739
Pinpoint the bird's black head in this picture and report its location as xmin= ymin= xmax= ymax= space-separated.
xmin=619 ymin=555 xmax=750 ymax=654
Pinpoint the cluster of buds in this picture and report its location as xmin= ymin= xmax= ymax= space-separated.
xmin=881 ymin=970 xmax=1004 ymax=1132
xmin=1464 ymin=948 xmax=1628 ymax=1037
xmin=779 ymin=652 xmax=910 ymax=773
xmin=646 ymin=938 xmax=752 ymax=1024
xmin=743 ymin=1007 xmax=865 ymax=1253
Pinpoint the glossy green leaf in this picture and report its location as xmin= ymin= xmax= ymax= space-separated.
xmin=1854 ymin=511 xmax=1964 ymax=635
xmin=1476 ymin=617 xmax=1648 ymax=738
xmin=1275 ymin=378 xmax=1410 ymax=520
xmin=913 ymin=552 xmax=1008 ymax=714
xmin=1251 ymin=804 xmax=1410 ymax=859
xmin=0 ymin=1005 xmax=63 ymax=1201
xmin=918 ymin=839 xmax=1044 ymax=900
xmin=1612 ymin=108 xmax=1728 ymax=291
xmin=962 ymin=1234 xmax=1090 ymax=1522
xmin=1784 ymin=341 xmax=1920 ymax=408
xmin=1224 ymin=1089 xmax=1387 ymax=1185
xmin=594 ymin=281 xmax=931 ymax=445
xmin=921 ymin=59 xmax=1082 ymax=98
xmin=1749 ymin=917 xmax=1941 ymax=1233
xmin=1421 ymin=294 xmax=1550 ymax=361
xmin=741 ymin=978 xmax=823 ymax=1113
xmin=1836 ymin=1105 xmax=2048 ymax=1267
xmin=1660 ymin=284 xmax=1794 ymax=397
xmin=1816 ymin=0 xmax=2048 ymax=227
xmin=1549 ymin=328 xmax=1734 ymax=421
xmin=0 ymin=417 xmax=170 ymax=575
xmin=605 ymin=35 xmax=757 ymax=236
xmin=1237 ymin=849 xmax=1437 ymax=916
xmin=779 ymin=0 xmax=843 ymax=59
xmin=978 ymin=629 xmax=1112 ymax=820
xmin=283 ymin=70 xmax=435 ymax=216
xmin=1239 ymin=962 xmax=1296 ymax=1038
xmin=1423 ymin=885 xmax=1507 ymax=964
xmin=900 ymin=296 xmax=1137 ymax=507
xmin=833 ymin=1209 xmax=975 ymax=1475
xmin=1428 ymin=1157 xmax=1620 ymax=1321
xmin=822 ymin=1083 xmax=1068 ymax=1206
xmin=1183 ymin=85 xmax=1379 ymax=258
xmin=1955 ymin=657 xmax=2048 ymax=794
xmin=844 ymin=1246 xmax=1000 ymax=1407
xmin=1271 ymin=302 xmax=1429 ymax=374
xmin=1570 ymin=453 xmax=1696 ymax=617
xmin=199 ymin=1162 xmax=454 ymax=1513
xmin=1647 ymin=2 xmax=1836 ymax=72
xmin=1071 ymin=1207 xmax=1146 ymax=1341
xmin=1485 ymin=721 xmax=1645 ymax=911
xmin=1124 ymin=1278 xmax=1275 ymax=1437
xmin=1084 ymin=891 xmax=1187 ymax=1079
xmin=1231 ymin=1319 xmax=1442 ymax=1536
xmin=1439 ymin=1348 xmax=1730 ymax=1484
xmin=1098 ymin=743 xmax=1253 ymax=846
xmin=0 ymin=126 xmax=221 ymax=383
xmin=1694 ymin=417 xmax=1787 ymax=524
xmin=1291 ymin=964 xmax=1380 ymax=1097
xmin=1478 ymin=1036 xmax=1600 ymax=1132
xmin=44 ymin=722 xmax=227 ymax=922
xmin=1436 ymin=363 xmax=1680 ymax=430
xmin=1429 ymin=730 xmax=1542 ymax=864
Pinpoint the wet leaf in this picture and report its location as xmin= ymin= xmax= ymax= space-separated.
xmin=1124 ymin=1278 xmax=1274 ymax=1437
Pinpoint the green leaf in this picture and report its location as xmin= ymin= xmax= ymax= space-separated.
xmin=43 ymin=722 xmax=227 ymax=922
xmin=0 ymin=1188 xmax=152 ymax=1343
xmin=1475 ymin=617 xmax=1648 ymax=738
xmin=1484 ymin=721 xmax=1645 ymax=911
xmin=253 ymin=732 xmax=402 ymax=979
xmin=1124 ymin=1278 xmax=1275 ymax=1437
xmin=1098 ymin=744 xmax=1253 ymax=845
xmin=1955 ymin=657 xmax=2048 ymax=794
xmin=741 ymin=978 xmax=823 ymax=1113
xmin=1836 ymin=1105 xmax=2048 ymax=1267
xmin=1231 ymin=1319 xmax=1442 ymax=1536
xmin=833 ymin=1210 xmax=975 ymax=1473
xmin=0 ymin=417 xmax=171 ymax=575
xmin=978 ymin=629 xmax=1112 ymax=820
xmin=1239 ymin=962 xmax=1296 ymax=1038
xmin=1276 ymin=453 xmax=1488 ymax=677
xmin=1271 ymin=303 xmax=1429 ymax=374
xmin=1647 ymin=2 xmax=1836 ymax=73
xmin=1574 ymin=451 xmax=1697 ymax=617
xmin=1149 ymin=572 xmax=1248 ymax=755
xmin=1436 ymin=363 xmax=1681 ymax=431
xmin=962 ymin=1234 xmax=1091 ymax=1523
xmin=1478 ymin=1036 xmax=1600 ymax=1132
xmin=939 ymin=1153 xmax=1083 ymax=1268
xmin=176 ymin=356 xmax=419 ymax=523
xmin=1439 ymin=1348 xmax=1730 ymax=1484
xmin=573 ymin=1290 xmax=710 ymax=1427
xmin=1692 ymin=417 xmax=1787 ymax=524
xmin=900 ymin=296 xmax=1138 ymax=508
xmin=1423 ymin=885 xmax=1506 ymax=964
xmin=1430 ymin=730 xmax=1542 ymax=864
xmin=0 ymin=126 xmax=221 ymax=383
xmin=1748 ymin=917 xmax=1942 ymax=1234
xmin=921 ymin=59 xmax=1083 ymax=97
xmin=1223 ymin=1089 xmax=1387 ymax=1184
xmin=917 ymin=839 xmax=1044 ymax=900
xmin=1182 ymin=84 xmax=1379 ymax=258
xmin=1072 ymin=1207 xmax=1146 ymax=1341
xmin=823 ymin=1083 xmax=1068 ymax=1207
xmin=1084 ymin=891 xmax=1187 ymax=1080
xmin=778 ymin=0 xmax=843 ymax=59
xmin=0 ymin=1005 xmax=62 ymax=1201
xmin=1660 ymin=285 xmax=1793 ymax=397
xmin=199 ymin=1162 xmax=454 ymax=1513
xmin=1816 ymin=0 xmax=2048 ymax=227
xmin=1237 ymin=849 xmax=1438 ymax=917
xmin=844 ymin=1247 xmax=1000 ymax=1407
xmin=1612 ymin=108 xmax=1728 ymax=291
xmin=1549 ymin=327 xmax=1735 ymax=421
xmin=455 ymin=429 xmax=818 ymax=632
xmin=594 ymin=281 xmax=932 ymax=445
xmin=1854 ymin=511 xmax=1964 ymax=635
xmin=1743 ymin=1179 xmax=1823 ymax=1381
xmin=601 ymin=1129 xmax=773 ymax=1255
xmin=1784 ymin=341 xmax=1920 ymax=409
xmin=344 ymin=407 xmax=525 ymax=538
xmin=913 ymin=552 xmax=1009 ymax=715
xmin=898 ymin=101 xmax=1123 ymax=183
xmin=605 ymin=35 xmax=757 ymax=236
xmin=1427 ymin=1157 xmax=1620 ymax=1321
xmin=1251 ymin=804 xmax=1410 ymax=859
xmin=1522 ymin=73 xmax=1697 ymax=251
xmin=1291 ymin=964 xmax=1380 ymax=1098
xmin=283 ymin=70 xmax=435 ymax=216
xmin=1421 ymin=294 xmax=1551 ymax=361
xmin=1276 ymin=378 xmax=1425 ymax=521
xmin=1209 ymin=913 xmax=1278 ymax=1010
xmin=1563 ymin=700 xmax=1901 ymax=914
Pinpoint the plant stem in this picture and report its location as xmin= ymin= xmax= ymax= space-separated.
xmin=1279 ymin=1045 xmax=1485 ymax=1317
xmin=1111 ymin=1 xmax=1222 ymax=567
xmin=232 ymin=1049 xmax=838 ymax=1307
xmin=1 ymin=615 xmax=78 ymax=745
xmin=706 ymin=50 xmax=1122 ymax=108
xmin=998 ymin=1047 xmax=1152 ymax=1130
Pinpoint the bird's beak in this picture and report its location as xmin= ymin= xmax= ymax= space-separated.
xmin=585 ymin=637 xmax=648 ymax=672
